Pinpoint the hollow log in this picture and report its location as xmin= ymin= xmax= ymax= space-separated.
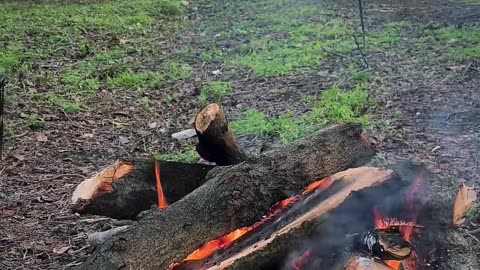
xmin=76 ymin=124 xmax=375 ymax=270
xmin=71 ymin=160 xmax=214 ymax=219
xmin=195 ymin=103 xmax=247 ymax=165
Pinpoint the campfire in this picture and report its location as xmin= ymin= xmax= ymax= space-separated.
xmin=71 ymin=104 xmax=477 ymax=270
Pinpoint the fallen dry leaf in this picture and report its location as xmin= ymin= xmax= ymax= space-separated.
xmin=36 ymin=132 xmax=48 ymax=143
xmin=119 ymin=38 xmax=128 ymax=45
xmin=453 ymin=183 xmax=477 ymax=226
xmin=53 ymin=246 xmax=70 ymax=255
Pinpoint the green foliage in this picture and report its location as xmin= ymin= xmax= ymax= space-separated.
xmin=234 ymin=19 xmax=354 ymax=77
xmin=107 ymin=70 xmax=165 ymax=90
xmin=157 ymin=0 xmax=185 ymax=16
xmin=164 ymin=61 xmax=193 ymax=80
xmin=24 ymin=114 xmax=46 ymax=130
xmin=46 ymin=93 xmax=86 ymax=114
xmin=63 ymin=69 xmax=100 ymax=93
xmin=199 ymin=81 xmax=232 ymax=104
xmin=151 ymin=148 xmax=200 ymax=163
xmin=368 ymin=21 xmax=410 ymax=46
xmin=232 ymin=85 xmax=371 ymax=143
xmin=437 ymin=27 xmax=480 ymax=60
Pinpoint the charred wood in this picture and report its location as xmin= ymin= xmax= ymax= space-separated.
xmin=71 ymin=160 xmax=214 ymax=219
xmin=75 ymin=124 xmax=375 ymax=270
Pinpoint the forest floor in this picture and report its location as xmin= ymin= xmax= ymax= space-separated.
xmin=0 ymin=0 xmax=479 ymax=269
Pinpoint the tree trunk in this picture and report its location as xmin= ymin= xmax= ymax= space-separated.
xmin=71 ymin=160 xmax=214 ymax=219
xmin=195 ymin=103 xmax=247 ymax=165
xmin=76 ymin=124 xmax=374 ymax=270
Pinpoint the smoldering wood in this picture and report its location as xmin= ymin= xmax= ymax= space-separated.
xmin=75 ymin=124 xmax=375 ymax=270
xmin=195 ymin=103 xmax=247 ymax=165
xmin=71 ymin=160 xmax=214 ymax=219
xmin=356 ymin=229 xmax=412 ymax=261
xmin=192 ymin=167 xmax=399 ymax=270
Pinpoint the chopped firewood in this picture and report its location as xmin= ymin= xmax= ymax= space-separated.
xmin=71 ymin=159 xmax=213 ymax=219
xmin=356 ymin=229 xmax=412 ymax=261
xmin=453 ymin=183 xmax=477 ymax=226
xmin=343 ymin=256 xmax=394 ymax=270
xmin=194 ymin=103 xmax=247 ymax=165
xmin=75 ymin=124 xmax=375 ymax=270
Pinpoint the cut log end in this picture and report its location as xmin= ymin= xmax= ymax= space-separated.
xmin=195 ymin=103 xmax=222 ymax=134
xmin=71 ymin=160 xmax=134 ymax=209
xmin=194 ymin=103 xmax=246 ymax=165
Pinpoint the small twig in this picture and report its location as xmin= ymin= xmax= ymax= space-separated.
xmin=466 ymin=228 xmax=480 ymax=235
xmin=465 ymin=231 xmax=480 ymax=244
xmin=352 ymin=33 xmax=369 ymax=68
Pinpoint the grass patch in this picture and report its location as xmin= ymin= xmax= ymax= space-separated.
xmin=151 ymin=148 xmax=200 ymax=163
xmin=199 ymin=81 xmax=232 ymax=104
xmin=231 ymin=84 xmax=371 ymax=143
xmin=233 ymin=19 xmax=354 ymax=77
xmin=107 ymin=70 xmax=165 ymax=90
xmin=437 ymin=27 xmax=480 ymax=60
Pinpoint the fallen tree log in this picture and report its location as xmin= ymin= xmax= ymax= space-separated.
xmin=176 ymin=167 xmax=401 ymax=270
xmin=71 ymin=160 xmax=214 ymax=219
xmin=76 ymin=124 xmax=374 ymax=270
xmin=195 ymin=103 xmax=247 ymax=165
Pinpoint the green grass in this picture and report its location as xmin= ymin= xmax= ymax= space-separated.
xmin=151 ymin=148 xmax=200 ymax=163
xmin=0 ymin=0 xmax=186 ymax=112
xmin=231 ymin=84 xmax=371 ymax=143
xmin=437 ymin=27 xmax=480 ymax=60
xmin=107 ymin=70 xmax=165 ymax=90
xmin=199 ymin=81 xmax=232 ymax=104
xmin=233 ymin=19 xmax=355 ymax=77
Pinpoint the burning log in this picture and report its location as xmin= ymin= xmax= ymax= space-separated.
xmin=75 ymin=124 xmax=375 ymax=270
xmin=195 ymin=103 xmax=247 ymax=165
xmin=356 ymin=228 xmax=412 ymax=261
xmin=174 ymin=167 xmax=401 ymax=270
xmin=71 ymin=159 xmax=214 ymax=219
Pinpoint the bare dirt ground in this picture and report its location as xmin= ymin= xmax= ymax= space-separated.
xmin=0 ymin=0 xmax=479 ymax=269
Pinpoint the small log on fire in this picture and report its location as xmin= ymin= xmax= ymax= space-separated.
xmin=355 ymin=228 xmax=412 ymax=261
xmin=71 ymin=160 xmax=214 ymax=219
xmin=76 ymin=124 xmax=375 ymax=270
xmin=195 ymin=103 xmax=247 ymax=165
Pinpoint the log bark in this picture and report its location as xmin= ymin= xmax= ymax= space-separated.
xmin=76 ymin=124 xmax=375 ymax=270
xmin=195 ymin=103 xmax=247 ymax=165
xmin=71 ymin=160 xmax=214 ymax=219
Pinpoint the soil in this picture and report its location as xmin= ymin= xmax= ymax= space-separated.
xmin=0 ymin=0 xmax=479 ymax=269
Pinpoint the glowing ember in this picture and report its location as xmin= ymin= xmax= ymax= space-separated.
xmin=169 ymin=177 xmax=334 ymax=269
xmin=155 ymin=160 xmax=169 ymax=209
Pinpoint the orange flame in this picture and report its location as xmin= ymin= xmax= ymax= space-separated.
xmin=169 ymin=177 xmax=334 ymax=269
xmin=376 ymin=175 xmax=424 ymax=270
xmin=155 ymin=160 xmax=169 ymax=209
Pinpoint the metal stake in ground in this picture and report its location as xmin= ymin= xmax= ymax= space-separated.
xmin=0 ymin=75 xmax=5 ymax=158
xmin=358 ymin=0 xmax=367 ymax=49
